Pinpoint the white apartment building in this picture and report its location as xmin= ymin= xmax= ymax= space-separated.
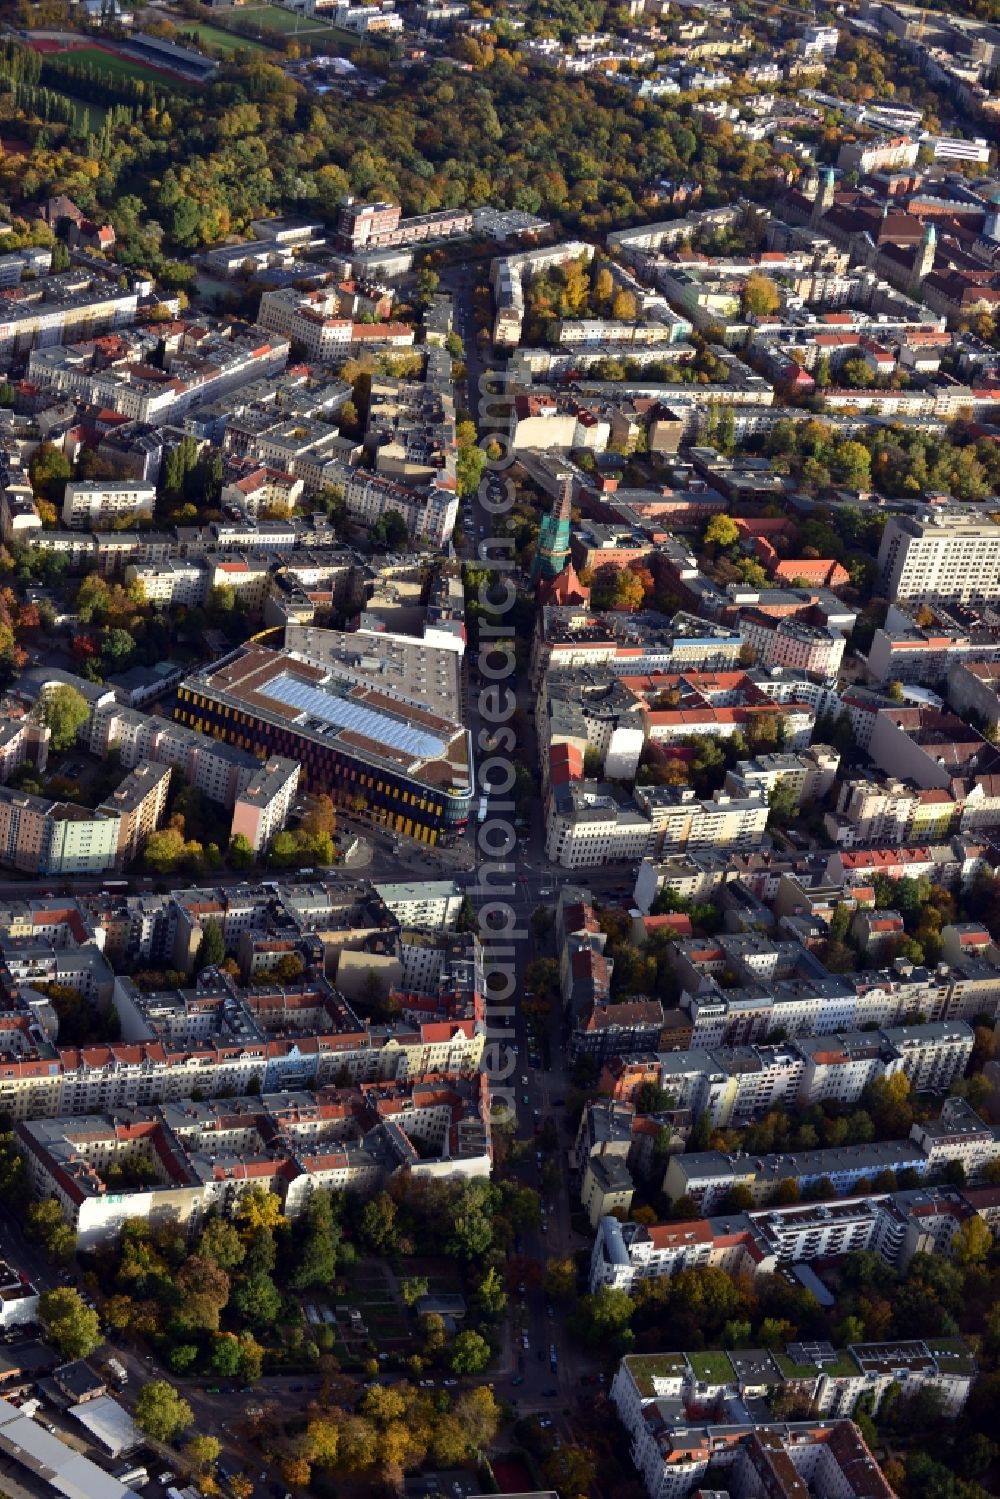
xmin=724 ymin=746 xmax=840 ymax=808
xmin=62 ymin=481 xmax=156 ymax=531
xmin=126 ymin=558 xmax=208 ymax=607
xmin=0 ymin=275 xmax=138 ymax=362
xmin=545 ymin=785 xmax=656 ymax=868
xmin=343 ymin=470 xmax=457 ymax=547
xmin=374 ymin=880 xmax=464 ymax=929
xmin=877 ymin=510 xmax=1000 ymax=605
xmin=257 ymin=288 xmax=353 ymax=361
xmin=635 ymin=786 xmax=770 ymax=855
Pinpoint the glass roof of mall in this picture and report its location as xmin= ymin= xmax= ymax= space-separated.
xmin=264 ymin=672 xmax=448 ymax=761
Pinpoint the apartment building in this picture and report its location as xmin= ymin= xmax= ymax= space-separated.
xmin=545 ymin=782 xmax=657 ymax=868
xmin=724 ymin=746 xmax=840 ymax=808
xmin=126 ymin=558 xmax=208 ymax=608
xmin=634 ymin=785 xmax=770 ymax=855
xmin=611 ymin=1348 xmax=970 ymax=1499
xmin=740 ymin=608 xmax=845 ymax=676
xmin=373 ymin=880 xmax=464 ymax=930
xmin=61 ymin=482 xmax=156 ymax=532
xmin=590 ymin=1181 xmax=988 ymax=1296
xmin=15 ymin=1075 xmax=490 ymax=1249
xmin=227 ymin=757 xmax=300 ymax=856
xmin=342 ymin=469 xmax=458 ymax=548
xmin=0 ymin=787 xmax=120 ymax=876
xmin=0 ymin=486 xmax=41 ymax=546
xmin=877 ymin=510 xmax=1000 ymax=605
xmin=257 ymin=288 xmax=354 ymax=361
xmin=95 ymin=762 xmax=171 ymax=869
xmin=0 ymin=272 xmax=138 ymax=361
xmin=88 ymin=700 xmax=297 ymax=852
xmin=825 ymin=776 xmax=957 ymax=846
xmin=663 ymin=1098 xmax=1000 ymax=1211
xmin=219 ymin=464 xmax=304 ymax=519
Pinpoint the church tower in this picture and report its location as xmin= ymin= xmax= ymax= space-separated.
xmin=530 ymin=475 xmax=573 ymax=585
xmin=812 ymin=166 xmax=835 ymax=225
xmin=912 ymin=220 xmax=937 ymax=290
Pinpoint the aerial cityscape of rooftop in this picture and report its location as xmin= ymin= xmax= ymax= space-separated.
xmin=0 ymin=0 xmax=998 ymax=1496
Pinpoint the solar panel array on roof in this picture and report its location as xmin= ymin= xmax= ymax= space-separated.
xmin=263 ymin=673 xmax=448 ymax=761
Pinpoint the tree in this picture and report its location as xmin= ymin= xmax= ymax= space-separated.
xmin=29 ymin=441 xmax=72 ymax=504
xmin=197 ymin=1217 xmax=246 ymax=1271
xmin=290 ymin=1190 xmax=340 ymax=1290
xmin=39 ymin=1288 xmax=101 ymax=1359
xmin=545 ymin=1444 xmax=596 ymax=1499
xmin=741 ymin=272 xmax=781 ymax=318
xmin=173 ymin=1255 xmax=230 ymax=1334
xmin=400 ymin=1276 xmax=429 ymax=1307
xmin=43 ymin=684 xmax=90 ymax=751
xmin=135 ymin=1381 xmax=193 ymax=1444
xmin=229 ymin=832 xmax=254 ymax=869
xmin=472 ymin=1266 xmax=507 ymax=1320
xmin=611 ymin=288 xmax=637 ymax=320
xmin=703 ymin=513 xmax=739 ymax=550
xmin=235 ymin=1187 xmax=285 ymax=1235
xmin=454 ymin=1386 xmax=500 ymax=1449
xmin=767 ymin=778 xmax=799 ymax=828
xmin=952 ymin=1216 xmax=992 ymax=1266
xmin=544 ymin=1257 xmax=577 ymax=1299
xmin=570 ymin=1286 xmax=634 ymax=1355
xmin=185 ymin=1435 xmax=221 ymax=1475
xmin=231 ymin=1272 xmax=282 ymax=1329
xmin=196 ymin=919 xmax=225 ymax=971
xmin=450 ymin=1329 xmax=491 ymax=1374
xmin=359 ymin=1191 xmax=398 ymax=1252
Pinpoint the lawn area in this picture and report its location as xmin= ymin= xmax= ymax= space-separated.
xmin=688 ymin=1351 xmax=736 ymax=1385
xmin=175 ymin=21 xmax=273 ymax=53
xmin=60 ymin=45 xmax=184 ymax=84
xmin=60 ymin=93 xmax=108 ymax=129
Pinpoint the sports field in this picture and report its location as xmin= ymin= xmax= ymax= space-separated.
xmin=32 ymin=41 xmax=186 ymax=85
xmin=220 ymin=3 xmax=360 ymax=45
xmin=175 ymin=21 xmax=272 ymax=53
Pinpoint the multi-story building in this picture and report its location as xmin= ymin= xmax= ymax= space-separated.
xmin=15 ymin=1074 xmax=491 ymax=1250
xmin=126 ymin=558 xmax=208 ymax=608
xmin=545 ymin=782 xmax=657 ymax=868
xmin=175 ymin=644 xmax=473 ymax=842
xmin=0 ymin=787 xmax=121 ymax=876
xmin=95 ymin=762 xmax=171 ymax=869
xmin=824 ymin=776 xmax=957 ymax=847
xmin=219 ymin=463 xmax=304 ymax=520
xmin=88 ymin=700 xmax=298 ymax=851
xmin=228 ymin=757 xmax=301 ymax=855
xmin=0 ymin=272 xmax=138 ymax=361
xmin=739 ymin=608 xmax=845 ymax=676
xmin=591 ymin=1181 xmax=991 ymax=1295
xmin=877 ymin=510 xmax=1000 ymax=605
xmin=663 ymin=1098 xmax=1000 ymax=1211
xmin=635 ymin=785 xmax=771 ymax=855
xmin=724 ymin=746 xmax=840 ymax=808
xmin=342 ymin=469 xmax=458 ymax=547
xmin=61 ymin=482 xmax=156 ymax=531
xmin=611 ymin=1346 xmax=972 ymax=1499
xmin=257 ymin=288 xmax=354 ymax=361
xmin=373 ymin=881 xmax=464 ymax=930
xmin=867 ymin=602 xmax=1000 ymax=685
